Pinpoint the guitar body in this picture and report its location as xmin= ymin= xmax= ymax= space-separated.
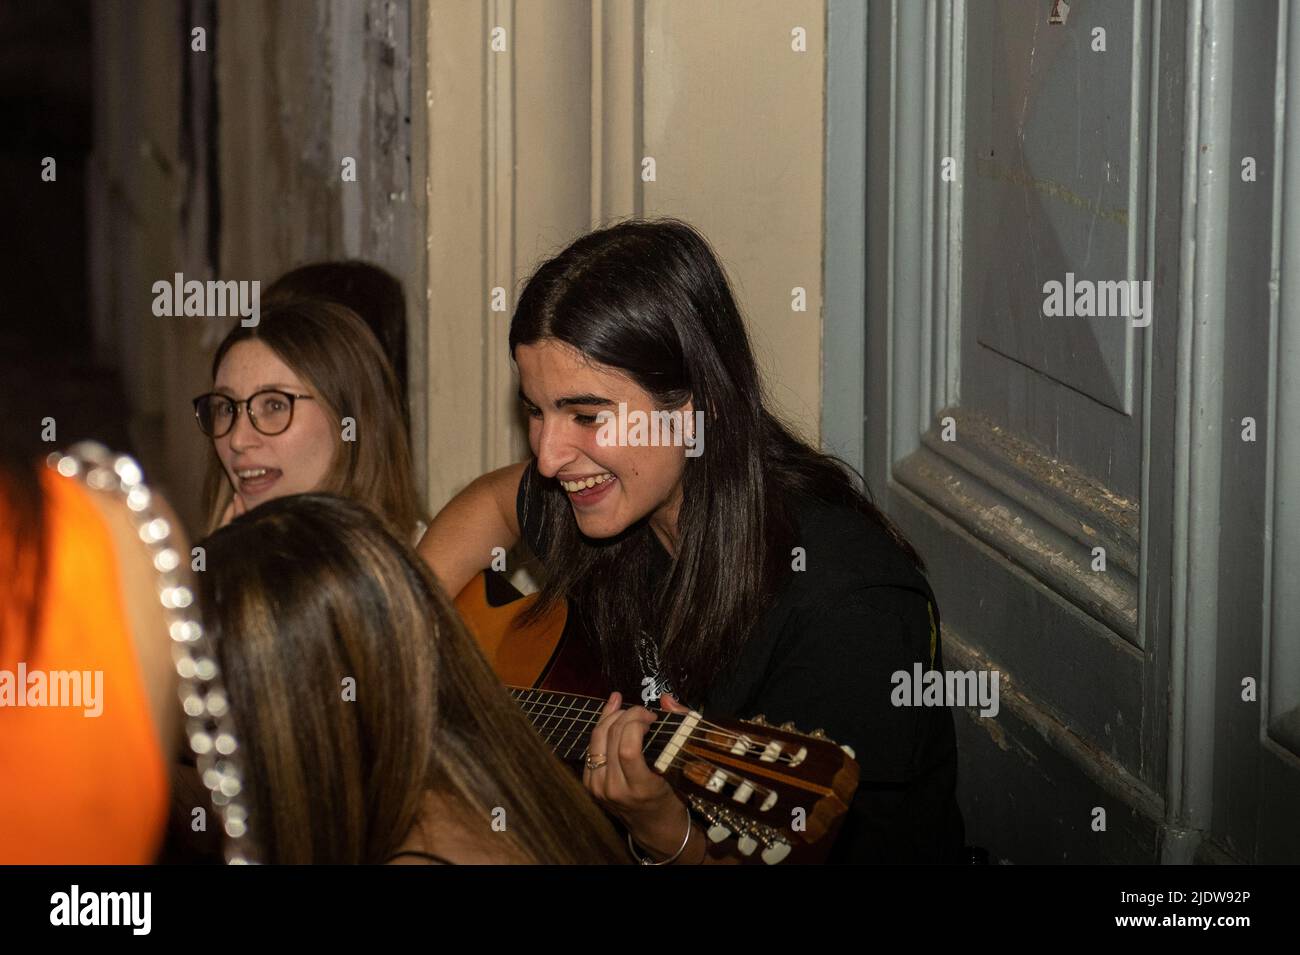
xmin=453 ymin=569 xmax=607 ymax=698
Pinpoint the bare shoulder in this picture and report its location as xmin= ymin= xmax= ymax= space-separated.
xmin=390 ymin=791 xmax=530 ymax=865
xmin=417 ymin=461 xmax=530 ymax=596
xmin=484 ymin=460 xmax=528 ymax=531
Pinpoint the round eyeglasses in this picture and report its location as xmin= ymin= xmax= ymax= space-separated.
xmin=192 ymin=390 xmax=316 ymax=439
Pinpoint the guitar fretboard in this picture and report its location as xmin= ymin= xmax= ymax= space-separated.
xmin=509 ymin=687 xmax=687 ymax=766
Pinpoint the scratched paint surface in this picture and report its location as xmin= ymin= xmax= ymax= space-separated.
xmin=964 ymin=0 xmax=1138 ymax=417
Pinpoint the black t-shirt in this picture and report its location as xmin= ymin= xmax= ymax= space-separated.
xmin=517 ymin=463 xmax=965 ymax=863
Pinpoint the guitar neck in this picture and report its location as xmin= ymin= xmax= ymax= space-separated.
xmin=509 ymin=685 xmax=860 ymax=864
xmin=510 ymin=686 xmax=685 ymax=766
xmin=470 ymin=575 xmax=858 ymax=864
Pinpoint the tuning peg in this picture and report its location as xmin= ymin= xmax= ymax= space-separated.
xmin=780 ymin=720 xmax=796 ymax=731
xmin=736 ymin=834 xmax=759 ymax=856
xmin=840 ymin=743 xmax=856 ymax=759
xmin=810 ymin=728 xmax=826 ymax=738
xmin=750 ymin=714 xmax=767 ymax=725
xmin=761 ymin=840 xmax=792 ymax=865
xmin=689 ymin=795 xmax=733 ymax=843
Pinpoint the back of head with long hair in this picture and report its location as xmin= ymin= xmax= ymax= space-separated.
xmin=263 ymin=260 xmax=410 ymax=428
xmin=200 ymin=301 xmax=425 ymax=537
xmin=197 ymin=493 xmax=627 ymax=864
xmin=510 ymin=218 xmax=924 ymax=703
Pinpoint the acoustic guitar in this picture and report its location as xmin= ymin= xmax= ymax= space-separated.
xmin=453 ymin=570 xmax=860 ymax=864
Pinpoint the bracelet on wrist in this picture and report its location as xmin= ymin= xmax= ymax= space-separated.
xmin=627 ymin=802 xmax=694 ymax=865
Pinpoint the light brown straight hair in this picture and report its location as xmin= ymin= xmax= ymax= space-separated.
xmin=200 ymin=301 xmax=425 ymax=537
xmin=198 ymin=493 xmax=628 ymax=865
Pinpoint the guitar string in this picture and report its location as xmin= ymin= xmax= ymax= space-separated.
xmin=510 ymin=690 xmax=804 ymax=768
xmin=515 ymin=695 xmax=803 ymax=838
xmin=513 ymin=690 xmax=779 ymax=758
xmin=512 ymin=690 xmax=799 ymax=763
xmin=592 ymin=708 xmax=775 ymax=803
xmin=517 ymin=697 xmax=781 ymax=804
xmin=510 ymin=689 xmax=794 ymax=756
xmin=515 ymin=693 xmax=753 ymax=778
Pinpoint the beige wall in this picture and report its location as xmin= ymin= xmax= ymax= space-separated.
xmin=423 ymin=0 xmax=827 ymax=510
xmin=640 ymin=1 xmax=826 ymax=443
xmin=93 ymin=0 xmax=826 ymax=528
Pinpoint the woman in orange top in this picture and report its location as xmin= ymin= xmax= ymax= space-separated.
xmin=0 ymin=446 xmax=183 ymax=864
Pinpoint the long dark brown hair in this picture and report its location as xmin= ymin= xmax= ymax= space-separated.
xmin=200 ymin=300 xmax=425 ymax=537
xmin=197 ymin=493 xmax=627 ymax=865
xmin=510 ymin=218 xmax=925 ymax=703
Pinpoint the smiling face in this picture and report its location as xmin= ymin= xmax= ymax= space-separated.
xmin=515 ymin=339 xmax=691 ymax=550
xmin=212 ymin=339 xmax=337 ymax=509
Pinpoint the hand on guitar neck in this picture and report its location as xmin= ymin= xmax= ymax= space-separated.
xmin=459 ymin=572 xmax=861 ymax=864
xmin=582 ymin=689 xmax=709 ymax=864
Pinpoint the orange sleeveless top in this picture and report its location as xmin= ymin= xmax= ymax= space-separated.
xmin=0 ymin=467 xmax=169 ymax=863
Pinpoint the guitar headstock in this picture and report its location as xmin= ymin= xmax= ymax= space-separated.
xmin=648 ymin=710 xmax=860 ymax=864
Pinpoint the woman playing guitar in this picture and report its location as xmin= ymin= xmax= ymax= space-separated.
xmin=419 ymin=218 xmax=965 ymax=864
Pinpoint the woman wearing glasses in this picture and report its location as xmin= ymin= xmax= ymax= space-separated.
xmin=192 ymin=300 xmax=426 ymax=540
